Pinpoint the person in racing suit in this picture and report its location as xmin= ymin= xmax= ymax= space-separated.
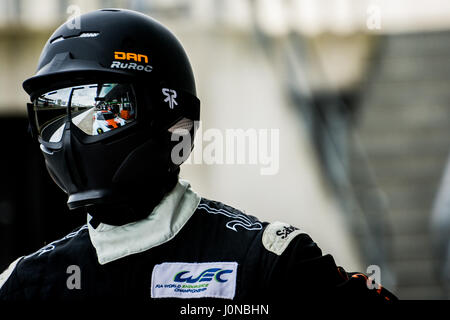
xmin=0 ymin=9 xmax=396 ymax=305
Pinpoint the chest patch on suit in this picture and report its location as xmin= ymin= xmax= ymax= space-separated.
xmin=262 ymin=221 xmax=302 ymax=255
xmin=151 ymin=262 xmax=238 ymax=299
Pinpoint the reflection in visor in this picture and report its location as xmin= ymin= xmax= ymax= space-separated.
xmin=32 ymin=83 xmax=136 ymax=142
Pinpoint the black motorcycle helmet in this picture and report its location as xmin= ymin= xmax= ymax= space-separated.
xmin=23 ymin=9 xmax=200 ymax=225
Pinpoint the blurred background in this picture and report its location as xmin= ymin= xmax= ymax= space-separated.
xmin=1 ymin=0 xmax=450 ymax=300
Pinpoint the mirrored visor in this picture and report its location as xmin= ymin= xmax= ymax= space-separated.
xmin=32 ymin=83 xmax=136 ymax=142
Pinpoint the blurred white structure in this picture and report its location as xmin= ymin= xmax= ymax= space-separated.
xmin=178 ymin=29 xmax=363 ymax=270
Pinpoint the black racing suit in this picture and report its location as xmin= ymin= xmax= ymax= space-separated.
xmin=0 ymin=184 xmax=397 ymax=306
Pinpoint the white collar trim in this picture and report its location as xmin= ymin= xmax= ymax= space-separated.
xmin=87 ymin=179 xmax=201 ymax=265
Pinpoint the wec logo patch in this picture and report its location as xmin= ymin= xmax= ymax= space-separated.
xmin=151 ymin=262 xmax=237 ymax=299
xmin=174 ymin=268 xmax=233 ymax=283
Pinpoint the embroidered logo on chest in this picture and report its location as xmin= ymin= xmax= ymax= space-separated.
xmin=151 ymin=262 xmax=238 ymax=299
xmin=197 ymin=203 xmax=263 ymax=232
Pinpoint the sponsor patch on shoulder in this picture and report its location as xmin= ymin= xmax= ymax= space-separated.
xmin=262 ymin=221 xmax=302 ymax=255
xmin=151 ymin=262 xmax=238 ymax=299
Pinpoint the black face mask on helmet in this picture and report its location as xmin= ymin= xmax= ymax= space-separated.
xmin=23 ymin=9 xmax=200 ymax=225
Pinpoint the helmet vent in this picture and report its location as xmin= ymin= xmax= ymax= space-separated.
xmin=79 ymin=32 xmax=100 ymax=38
xmin=50 ymin=36 xmax=64 ymax=44
xmin=50 ymin=32 xmax=100 ymax=44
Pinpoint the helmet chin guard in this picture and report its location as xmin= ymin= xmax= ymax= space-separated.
xmin=23 ymin=9 xmax=200 ymax=222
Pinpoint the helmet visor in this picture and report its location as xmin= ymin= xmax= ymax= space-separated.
xmin=31 ymin=83 xmax=136 ymax=142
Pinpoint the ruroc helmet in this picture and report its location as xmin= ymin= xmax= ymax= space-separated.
xmin=23 ymin=9 xmax=200 ymax=224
